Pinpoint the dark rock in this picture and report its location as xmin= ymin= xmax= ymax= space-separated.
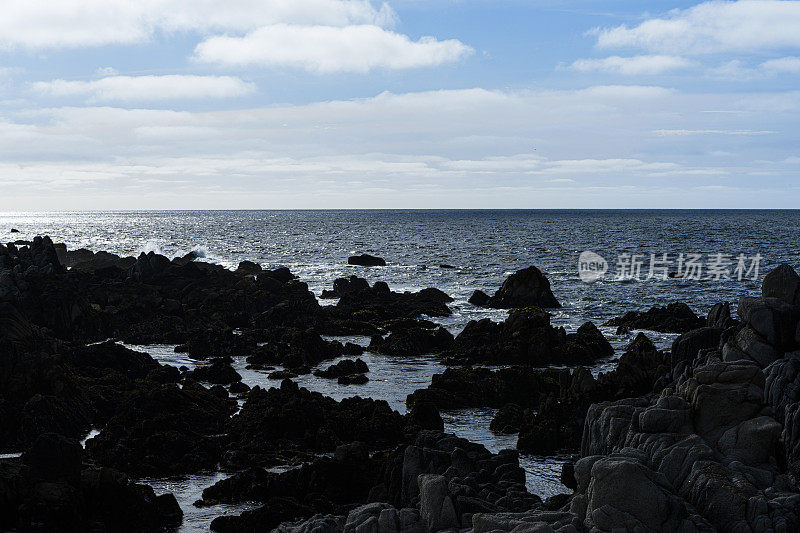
xmin=486 ymin=266 xmax=560 ymax=309
xmin=490 ymin=404 xmax=528 ymax=434
xmin=85 ymin=382 xmax=235 ymax=476
xmin=10 ymin=228 xmax=19 ymax=233
xmin=468 ymin=289 xmax=490 ymax=306
xmin=442 ymin=309 xmax=612 ymax=366
xmin=603 ymin=302 xmax=705 ymax=333
xmin=439 ymin=264 xmax=455 ymax=269
xmin=268 ymin=370 xmax=298 ymax=380
xmin=236 ymin=260 xmax=262 ymax=275
xmin=405 ymin=401 xmax=444 ymax=432
xmin=229 ymin=381 xmax=251 ymax=394
xmin=708 ymin=302 xmax=736 ymax=330
xmin=762 ymin=263 xmax=800 ymax=305
xmin=342 ymin=342 xmax=364 ymax=356
xmin=324 ymin=279 xmax=453 ymax=324
xmin=248 ymin=328 xmax=343 ymax=369
xmin=224 ymin=380 xmax=404 ymax=468
xmin=369 ymin=324 xmax=453 ymax=356
xmin=337 ymin=373 xmax=368 ymax=385
xmin=314 ymin=358 xmax=369 ymax=379
xmin=189 ymin=360 xmax=243 ymax=384
xmin=348 ymin=254 xmax=386 ymax=267
xmin=671 ymin=327 xmax=722 ymax=367
xmin=23 ymin=433 xmax=82 ymax=485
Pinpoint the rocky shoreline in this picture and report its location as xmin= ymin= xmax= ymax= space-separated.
xmin=2 ymin=235 xmax=799 ymax=531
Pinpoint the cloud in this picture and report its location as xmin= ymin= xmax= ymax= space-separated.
xmin=595 ymin=0 xmax=800 ymax=55
xmin=0 ymin=0 xmax=396 ymax=49
xmin=2 ymin=85 xmax=798 ymax=208
xmin=761 ymin=56 xmax=800 ymax=73
xmin=193 ymin=24 xmax=472 ymax=72
xmin=32 ymin=75 xmax=256 ymax=102
xmin=568 ymin=55 xmax=693 ymax=75
xmin=653 ymin=129 xmax=775 ymax=136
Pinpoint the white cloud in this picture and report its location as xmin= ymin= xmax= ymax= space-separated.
xmin=568 ymin=55 xmax=693 ymax=75
xmin=1 ymin=85 xmax=798 ymax=208
xmin=654 ymin=129 xmax=775 ymax=136
xmin=32 ymin=75 xmax=256 ymax=102
xmin=193 ymin=24 xmax=472 ymax=72
xmin=761 ymin=56 xmax=800 ymax=73
xmin=0 ymin=0 xmax=395 ymax=49
xmin=596 ymin=0 xmax=800 ymax=55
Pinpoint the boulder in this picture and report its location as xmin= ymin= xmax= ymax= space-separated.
xmin=487 ymin=266 xmax=560 ymax=309
xmin=417 ymin=474 xmax=460 ymax=531
xmin=468 ymin=290 xmax=490 ymax=306
xmin=603 ymin=302 xmax=704 ymax=334
xmin=315 ymin=358 xmax=369 ymax=379
xmin=349 ymin=255 xmax=387 ymax=267
xmin=762 ymin=263 xmax=800 ymax=305
xmin=671 ymin=327 xmax=722 ymax=367
xmin=738 ymin=296 xmax=800 ymax=352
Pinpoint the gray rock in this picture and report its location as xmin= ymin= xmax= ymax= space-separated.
xmin=417 ymin=474 xmax=460 ymax=531
xmin=586 ymin=455 xmax=709 ymax=532
xmin=716 ymin=415 xmax=781 ymax=466
xmin=738 ymin=296 xmax=800 ymax=351
xmin=671 ymin=327 xmax=722 ymax=367
xmin=726 ymin=325 xmax=781 ymax=367
xmin=762 ymin=263 xmax=800 ymax=305
xmin=276 ymin=514 xmax=345 ymax=533
xmin=707 ymin=302 xmax=733 ymax=329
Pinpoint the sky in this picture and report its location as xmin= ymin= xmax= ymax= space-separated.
xmin=1 ymin=0 xmax=799 ymax=209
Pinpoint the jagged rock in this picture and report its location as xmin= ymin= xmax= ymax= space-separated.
xmin=224 ymin=380 xmax=404 ymax=468
xmin=707 ymin=302 xmax=736 ymax=329
xmin=236 ymin=260 xmax=262 ymax=275
xmin=338 ymin=374 xmax=369 ymax=385
xmin=188 ymin=359 xmax=243 ymax=384
xmin=326 ymin=280 xmax=453 ymax=323
xmin=738 ymin=296 xmax=800 ymax=352
xmin=723 ymin=325 xmax=781 ymax=367
xmin=468 ymin=290 xmax=490 ymax=306
xmin=671 ymin=327 xmax=722 ymax=367
xmin=585 ymin=455 xmax=713 ymax=532
xmin=762 ymin=263 xmax=800 ymax=305
xmin=348 ymin=254 xmax=386 ymax=267
xmin=487 ymin=266 xmax=560 ymax=309
xmin=322 ymin=276 xmax=371 ymax=299
xmin=85 ymin=382 xmax=236 ymax=476
xmin=405 ymin=401 xmax=444 ymax=432
xmin=418 ymin=474 xmax=460 ymax=531
xmin=315 ymin=358 xmax=369 ymax=379
xmin=603 ymin=302 xmax=704 ymax=334
xmin=369 ymin=325 xmax=453 ymax=356
xmin=442 ymin=310 xmax=611 ymax=366
xmin=490 ymin=404 xmax=528 ymax=434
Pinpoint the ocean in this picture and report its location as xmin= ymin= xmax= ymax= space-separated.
xmin=3 ymin=209 xmax=798 ymax=530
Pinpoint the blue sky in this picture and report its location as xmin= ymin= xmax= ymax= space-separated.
xmin=1 ymin=0 xmax=799 ymax=209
